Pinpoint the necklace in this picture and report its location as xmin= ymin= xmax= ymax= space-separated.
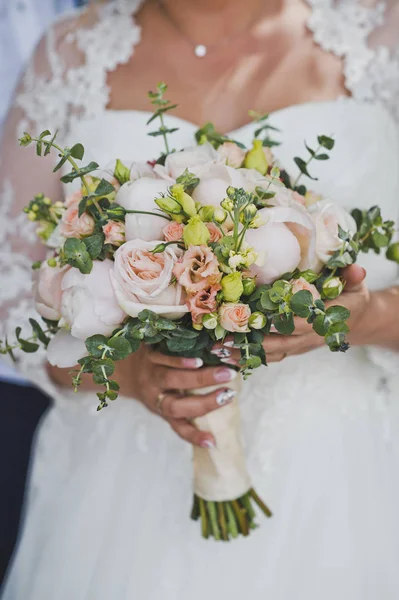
xmin=157 ymin=0 xmax=265 ymax=58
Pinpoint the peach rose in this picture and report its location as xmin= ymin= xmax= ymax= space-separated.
xmin=173 ymin=245 xmax=221 ymax=293
xmin=59 ymin=196 xmax=95 ymax=239
xmin=33 ymin=261 xmax=70 ymax=321
xmin=163 ymin=221 xmax=185 ymax=242
xmin=187 ymin=285 xmax=221 ymax=325
xmin=110 ymin=240 xmax=188 ymax=319
xmin=217 ymin=142 xmax=246 ymax=168
xmin=219 ymin=303 xmax=251 ymax=333
xmin=206 ymin=222 xmax=223 ymax=243
xmin=102 ymin=220 xmax=125 ymax=246
xmin=291 ymin=276 xmax=321 ymax=300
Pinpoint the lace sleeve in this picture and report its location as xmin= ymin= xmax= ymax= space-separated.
xmin=0 ymin=12 xmax=86 ymax=386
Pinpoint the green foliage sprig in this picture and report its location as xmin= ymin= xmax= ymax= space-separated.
xmin=147 ymin=82 xmax=179 ymax=156
xmin=292 ymin=135 xmax=335 ymax=194
xmin=249 ymin=110 xmax=281 ymax=148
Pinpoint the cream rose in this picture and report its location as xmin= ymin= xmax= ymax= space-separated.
xmin=110 ymin=240 xmax=188 ymax=319
xmin=309 ymin=201 xmax=357 ymax=272
xmin=60 ymin=259 xmax=126 ymax=341
xmin=173 ymin=245 xmax=221 ymax=293
xmin=219 ymin=303 xmax=251 ymax=333
xmin=154 ymin=142 xmax=220 ymax=181
xmin=33 ymin=262 xmax=70 ymax=321
xmin=116 ymin=178 xmax=171 ymax=242
xmin=245 ymin=205 xmax=316 ymax=284
xmin=291 ymin=276 xmax=321 ymax=300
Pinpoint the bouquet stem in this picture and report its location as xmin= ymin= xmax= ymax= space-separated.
xmin=191 ymin=489 xmax=272 ymax=541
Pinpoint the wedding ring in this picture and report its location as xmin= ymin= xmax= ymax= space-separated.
xmin=156 ymin=392 xmax=166 ymax=414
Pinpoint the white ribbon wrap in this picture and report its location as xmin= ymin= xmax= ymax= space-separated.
xmin=191 ymin=376 xmax=252 ymax=502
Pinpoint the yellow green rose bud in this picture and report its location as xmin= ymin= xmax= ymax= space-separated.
xmin=183 ymin=216 xmax=211 ymax=246
xmin=322 ymin=277 xmax=344 ymax=299
xmin=240 ymin=203 xmax=258 ymax=226
xmin=192 ymin=322 xmax=204 ymax=331
xmin=37 ymin=222 xmax=55 ymax=242
xmin=170 ymin=184 xmax=197 ymax=218
xmin=386 ymin=242 xmax=399 ymax=264
xmin=244 ymin=139 xmax=268 ymax=175
xmin=242 ymin=277 xmax=256 ymax=296
xmin=47 ymin=257 xmax=58 ymax=268
xmin=198 ymin=134 xmax=207 ymax=146
xmin=221 ymin=198 xmax=234 ymax=212
xmin=27 ymin=211 xmax=37 ymax=221
xmin=43 ymin=197 xmax=52 ymax=206
xmin=221 ymin=272 xmax=244 ymax=302
xmin=155 ymin=195 xmax=182 ymax=215
xmin=198 ymin=205 xmax=215 ymax=222
xmin=114 ymin=159 xmax=131 ymax=185
xmin=249 ymin=312 xmax=267 ymax=329
xmin=31 ymin=203 xmax=39 ymax=212
xmin=202 ymin=313 xmax=218 ymax=330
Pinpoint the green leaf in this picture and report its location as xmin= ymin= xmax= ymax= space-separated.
xmin=63 ymin=238 xmax=93 ymax=274
xmin=244 ymin=355 xmax=262 ymax=369
xmin=70 ymin=143 xmax=85 ymax=160
xmin=85 ymin=334 xmax=108 ymax=358
xmin=166 ymin=336 xmax=197 ymax=352
xmin=83 ymin=233 xmax=105 ymax=260
xmin=294 ymin=157 xmax=318 ymax=180
xmin=371 ymin=230 xmax=389 ymax=248
xmin=53 ymin=154 xmax=69 ymax=173
xmin=314 ymin=153 xmax=330 ymax=161
xmin=15 ymin=328 xmax=39 ymax=353
xmin=78 ymin=196 xmax=89 ymax=217
xmin=325 ymin=305 xmax=351 ymax=324
xmin=29 ymin=318 xmax=50 ymax=347
xmin=317 ymin=135 xmax=335 ymax=150
xmin=290 ymin=290 xmax=314 ymax=317
xmin=298 ymin=270 xmax=319 ymax=283
xmin=312 ymin=315 xmax=328 ymax=336
xmin=107 ymin=337 xmax=132 ymax=361
xmin=94 ymin=179 xmax=115 ymax=198
xmin=314 ymin=298 xmax=326 ymax=311
xmin=260 ymin=290 xmax=279 ymax=311
xmin=156 ymin=317 xmax=177 ymax=331
xmin=92 ymin=358 xmax=115 ymax=383
xmin=272 ymin=313 xmax=295 ymax=335
xmin=60 ymin=162 xmax=99 ymax=183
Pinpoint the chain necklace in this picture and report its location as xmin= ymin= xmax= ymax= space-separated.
xmin=157 ymin=0 xmax=265 ymax=58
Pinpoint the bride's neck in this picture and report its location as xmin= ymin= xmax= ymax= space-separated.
xmin=159 ymin=0 xmax=282 ymax=42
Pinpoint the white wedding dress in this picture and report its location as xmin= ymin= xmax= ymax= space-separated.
xmin=1 ymin=1 xmax=399 ymax=598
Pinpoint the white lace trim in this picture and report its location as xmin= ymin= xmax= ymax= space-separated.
xmin=307 ymin=0 xmax=399 ymax=121
xmin=17 ymin=0 xmax=143 ymax=137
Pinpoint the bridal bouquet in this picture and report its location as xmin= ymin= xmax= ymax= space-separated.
xmin=2 ymin=83 xmax=398 ymax=541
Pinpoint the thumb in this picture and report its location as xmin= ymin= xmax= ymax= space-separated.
xmin=342 ymin=264 xmax=366 ymax=291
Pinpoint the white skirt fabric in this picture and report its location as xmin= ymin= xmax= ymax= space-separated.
xmin=3 ymin=345 xmax=399 ymax=600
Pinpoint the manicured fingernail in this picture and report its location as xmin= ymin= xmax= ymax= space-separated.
xmin=223 ymin=340 xmax=235 ymax=348
xmin=211 ymin=347 xmax=231 ymax=359
xmin=214 ymin=367 xmax=237 ymax=383
xmin=270 ymin=324 xmax=278 ymax=333
xmin=182 ymin=357 xmax=203 ymax=368
xmin=200 ymin=439 xmax=216 ymax=449
xmin=216 ymin=388 xmax=236 ymax=406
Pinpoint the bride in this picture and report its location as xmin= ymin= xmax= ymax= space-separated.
xmin=1 ymin=0 xmax=399 ymax=598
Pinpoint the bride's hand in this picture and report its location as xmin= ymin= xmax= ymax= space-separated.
xmin=217 ymin=265 xmax=370 ymax=363
xmin=122 ymin=345 xmax=237 ymax=447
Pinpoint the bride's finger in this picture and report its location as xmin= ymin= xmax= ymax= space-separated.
xmin=160 ymin=387 xmax=237 ymax=420
xmin=149 ymin=351 xmax=203 ymax=369
xmin=167 ymin=418 xmax=216 ymax=448
xmin=263 ymin=332 xmax=321 ymax=355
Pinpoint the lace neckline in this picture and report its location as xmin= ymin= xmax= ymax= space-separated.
xmin=16 ymin=0 xmax=399 ymax=137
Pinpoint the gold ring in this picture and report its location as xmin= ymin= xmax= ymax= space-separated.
xmin=156 ymin=392 xmax=166 ymax=414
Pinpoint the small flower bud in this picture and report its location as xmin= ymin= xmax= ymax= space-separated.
xmin=249 ymin=312 xmax=267 ymax=329
xmin=170 ymin=184 xmax=197 ymax=218
xmin=114 ymin=159 xmax=131 ymax=185
xmin=183 ymin=216 xmax=211 ymax=246
xmin=43 ymin=197 xmax=52 ymax=206
xmin=221 ymin=198 xmax=234 ymax=212
xmin=47 ymin=257 xmax=58 ymax=268
xmin=322 ymin=276 xmax=344 ymax=299
xmin=198 ymin=205 xmax=215 ymax=222
xmin=244 ymin=140 xmax=269 ymax=175
xmin=31 ymin=203 xmax=39 ymax=212
xmin=155 ymin=195 xmax=182 ymax=215
xmin=242 ymin=277 xmax=256 ymax=296
xmin=214 ymin=208 xmax=228 ymax=224
xmin=27 ymin=211 xmax=36 ymax=221
xmin=221 ymin=272 xmax=244 ymax=302
xmin=226 ymin=186 xmax=236 ymax=199
xmin=240 ymin=203 xmax=258 ymax=225
xmin=202 ymin=313 xmax=218 ymax=330
xmin=192 ymin=322 xmax=204 ymax=331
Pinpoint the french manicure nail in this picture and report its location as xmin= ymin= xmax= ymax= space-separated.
xmin=214 ymin=367 xmax=237 ymax=383
xmin=182 ymin=357 xmax=203 ymax=368
xmin=223 ymin=340 xmax=235 ymax=348
xmin=216 ymin=388 xmax=236 ymax=406
xmin=211 ymin=347 xmax=231 ymax=359
xmin=200 ymin=439 xmax=216 ymax=449
xmin=270 ymin=324 xmax=278 ymax=333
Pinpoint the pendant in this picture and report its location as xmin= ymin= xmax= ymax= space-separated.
xmin=194 ymin=44 xmax=207 ymax=58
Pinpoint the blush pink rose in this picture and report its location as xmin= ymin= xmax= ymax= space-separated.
xmin=291 ymin=276 xmax=321 ymax=300
xmin=110 ymin=240 xmax=188 ymax=319
xmin=102 ymin=220 xmax=125 ymax=246
xmin=219 ymin=303 xmax=251 ymax=333
xmin=59 ymin=197 xmax=95 ymax=239
xmin=206 ymin=222 xmax=223 ymax=243
xmin=173 ymin=245 xmax=221 ymax=293
xmin=217 ymin=142 xmax=246 ymax=168
xmin=292 ymin=191 xmax=307 ymax=207
xmin=163 ymin=221 xmax=185 ymax=242
xmin=186 ymin=285 xmax=221 ymax=325
xmin=33 ymin=261 xmax=70 ymax=321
